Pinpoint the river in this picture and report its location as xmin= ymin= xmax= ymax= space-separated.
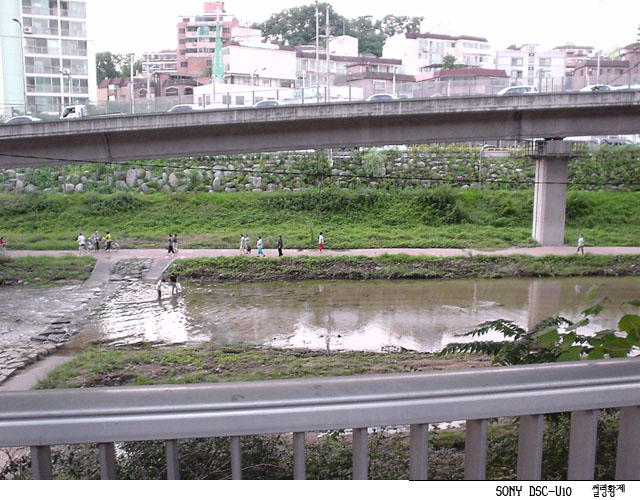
xmin=67 ymin=276 xmax=640 ymax=352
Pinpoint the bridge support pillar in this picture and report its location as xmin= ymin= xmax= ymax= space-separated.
xmin=530 ymin=140 xmax=580 ymax=246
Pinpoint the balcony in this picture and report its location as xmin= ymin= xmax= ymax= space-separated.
xmin=1 ymin=358 xmax=638 ymax=480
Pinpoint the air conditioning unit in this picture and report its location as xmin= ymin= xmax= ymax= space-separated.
xmin=23 ymin=26 xmax=33 ymax=34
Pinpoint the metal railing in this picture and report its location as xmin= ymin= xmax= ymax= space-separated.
xmin=1 ymin=358 xmax=639 ymax=480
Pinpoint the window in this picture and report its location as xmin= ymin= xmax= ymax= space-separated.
xmin=60 ymin=21 xmax=86 ymax=37
xmin=184 ymin=87 xmax=194 ymax=95
xmin=511 ymin=70 xmax=523 ymax=78
xmin=62 ymin=58 xmax=88 ymax=75
xmin=61 ymin=39 xmax=87 ymax=56
xmin=180 ymin=62 xmax=187 ymax=68
xmin=60 ymin=1 xmax=86 ymax=19
xmin=539 ymin=58 xmax=551 ymax=67
xmin=26 ymin=76 xmax=61 ymax=93
xmin=235 ymin=95 xmax=244 ymax=105
xmin=25 ymin=38 xmax=59 ymax=55
xmin=165 ymin=88 xmax=179 ymax=96
xmin=25 ymin=56 xmax=60 ymax=74
xmin=511 ymin=58 xmax=523 ymax=66
xmin=373 ymin=80 xmax=386 ymax=90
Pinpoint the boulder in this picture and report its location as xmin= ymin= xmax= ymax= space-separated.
xmin=168 ymin=173 xmax=179 ymax=187
xmin=15 ymin=180 xmax=24 ymax=192
xmin=126 ymin=169 xmax=138 ymax=188
xmin=75 ymin=184 xmax=84 ymax=192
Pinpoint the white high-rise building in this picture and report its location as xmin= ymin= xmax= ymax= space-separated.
xmin=0 ymin=0 xmax=96 ymax=118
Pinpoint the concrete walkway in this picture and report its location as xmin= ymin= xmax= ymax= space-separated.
xmin=8 ymin=246 xmax=640 ymax=260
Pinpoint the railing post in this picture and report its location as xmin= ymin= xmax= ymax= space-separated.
xmin=165 ymin=439 xmax=180 ymax=480
xmin=464 ymin=419 xmax=488 ymax=480
xmin=409 ymin=423 xmax=428 ymax=480
xmin=293 ymin=432 xmax=306 ymax=480
xmin=30 ymin=445 xmax=52 ymax=480
xmin=230 ymin=436 xmax=242 ymax=480
xmin=98 ymin=442 xmax=116 ymax=479
xmin=616 ymin=406 xmax=640 ymax=480
xmin=517 ymin=414 xmax=544 ymax=480
xmin=568 ymin=410 xmax=598 ymax=480
xmin=352 ymin=428 xmax=368 ymax=480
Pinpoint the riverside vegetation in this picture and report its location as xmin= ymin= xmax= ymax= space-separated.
xmin=1 ymin=188 xmax=639 ymax=250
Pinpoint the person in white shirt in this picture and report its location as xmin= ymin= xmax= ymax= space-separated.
xmin=318 ymin=232 xmax=324 ymax=252
xmin=77 ymin=232 xmax=86 ymax=254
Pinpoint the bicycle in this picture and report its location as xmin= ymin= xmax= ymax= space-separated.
xmin=85 ymin=237 xmax=120 ymax=252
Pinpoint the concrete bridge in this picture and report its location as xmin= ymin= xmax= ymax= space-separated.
xmin=1 ymin=91 xmax=639 ymax=245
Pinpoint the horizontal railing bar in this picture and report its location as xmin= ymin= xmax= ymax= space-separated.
xmin=3 ymin=359 xmax=639 ymax=420
xmin=1 ymin=359 xmax=639 ymax=447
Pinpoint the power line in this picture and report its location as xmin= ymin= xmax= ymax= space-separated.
xmin=1 ymin=151 xmax=639 ymax=189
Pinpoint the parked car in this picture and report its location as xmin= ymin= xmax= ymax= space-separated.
xmin=366 ymin=93 xmax=395 ymax=101
xmin=3 ymin=115 xmax=41 ymax=124
xmin=580 ymin=84 xmax=612 ymax=92
xmin=254 ymin=99 xmax=282 ymax=107
xmin=167 ymin=104 xmax=198 ymax=113
xmin=496 ymin=86 xmax=539 ymax=95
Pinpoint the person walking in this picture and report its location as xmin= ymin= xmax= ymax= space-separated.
xmin=577 ymin=234 xmax=585 ymax=255
xmin=77 ymin=232 xmax=86 ymax=255
xmin=167 ymin=234 xmax=175 ymax=255
xmin=0 ymin=236 xmax=7 ymax=259
xmin=240 ymin=234 xmax=245 ymax=255
xmin=277 ymin=235 xmax=283 ymax=257
xmin=104 ymin=231 xmax=112 ymax=252
xmin=245 ymin=234 xmax=251 ymax=254
xmin=172 ymin=234 xmax=179 ymax=253
xmin=257 ymin=236 xmax=265 ymax=257
xmin=91 ymin=230 xmax=100 ymax=252
xmin=318 ymin=232 xmax=324 ymax=252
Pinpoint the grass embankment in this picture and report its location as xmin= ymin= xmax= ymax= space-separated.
xmin=35 ymin=345 xmax=490 ymax=389
xmin=168 ymin=254 xmax=640 ymax=282
xmin=1 ymin=188 xmax=639 ymax=250
xmin=19 ymin=345 xmax=619 ymax=481
xmin=0 ymin=255 xmax=95 ymax=286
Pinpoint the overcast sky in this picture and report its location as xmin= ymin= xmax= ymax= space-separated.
xmin=89 ymin=0 xmax=639 ymax=55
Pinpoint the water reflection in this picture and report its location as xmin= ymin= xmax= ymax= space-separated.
xmin=79 ymin=276 xmax=640 ymax=352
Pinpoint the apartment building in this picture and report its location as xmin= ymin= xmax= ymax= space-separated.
xmin=552 ymin=43 xmax=595 ymax=75
xmin=495 ymin=44 xmax=566 ymax=89
xmin=383 ymin=32 xmax=494 ymax=74
xmin=142 ymin=50 xmax=178 ymax=75
xmin=0 ymin=0 xmax=95 ymax=117
xmin=177 ymin=1 xmax=259 ymax=78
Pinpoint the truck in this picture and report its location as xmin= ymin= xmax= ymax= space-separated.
xmin=60 ymin=104 xmax=87 ymax=119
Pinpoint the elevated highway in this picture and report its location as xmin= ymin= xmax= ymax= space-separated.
xmin=1 ymin=91 xmax=639 ymax=246
xmin=0 ymin=91 xmax=639 ymax=169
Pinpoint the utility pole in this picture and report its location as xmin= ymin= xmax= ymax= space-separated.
xmin=315 ymin=1 xmax=320 ymax=102
xmin=326 ymin=6 xmax=331 ymax=103
xmin=129 ymin=53 xmax=135 ymax=114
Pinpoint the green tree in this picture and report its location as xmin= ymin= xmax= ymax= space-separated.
xmin=253 ymin=3 xmax=347 ymax=47
xmin=442 ymin=54 xmax=458 ymax=70
xmin=379 ymin=15 xmax=423 ymax=37
xmin=95 ymin=51 xmax=123 ymax=83
xmin=345 ymin=16 xmax=386 ymax=56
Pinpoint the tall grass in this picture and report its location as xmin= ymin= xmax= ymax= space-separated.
xmin=1 ymin=188 xmax=638 ymax=249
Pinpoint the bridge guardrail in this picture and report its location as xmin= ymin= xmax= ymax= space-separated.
xmin=1 ymin=357 xmax=639 ymax=480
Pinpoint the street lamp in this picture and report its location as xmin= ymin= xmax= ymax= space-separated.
xmin=60 ymin=69 xmax=71 ymax=112
xmin=12 ymin=17 xmax=28 ymax=115
xmin=392 ymin=66 xmax=398 ymax=98
xmin=252 ymin=66 xmax=266 ymax=87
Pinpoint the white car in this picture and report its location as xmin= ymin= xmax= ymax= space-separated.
xmin=366 ymin=93 xmax=395 ymax=101
xmin=579 ymin=84 xmax=612 ymax=92
xmin=254 ymin=99 xmax=282 ymax=107
xmin=496 ymin=86 xmax=539 ymax=95
xmin=3 ymin=115 xmax=41 ymax=124
xmin=167 ymin=104 xmax=199 ymax=113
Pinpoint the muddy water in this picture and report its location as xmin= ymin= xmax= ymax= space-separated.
xmin=72 ymin=276 xmax=640 ymax=352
